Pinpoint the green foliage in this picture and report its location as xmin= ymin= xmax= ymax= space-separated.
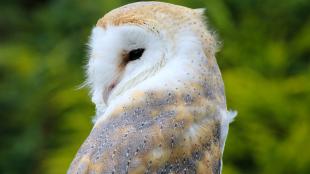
xmin=0 ymin=0 xmax=309 ymax=173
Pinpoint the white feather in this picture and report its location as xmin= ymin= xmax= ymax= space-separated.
xmin=87 ymin=24 xmax=210 ymax=123
xmin=220 ymin=109 xmax=237 ymax=152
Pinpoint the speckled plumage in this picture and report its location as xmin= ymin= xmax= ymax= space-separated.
xmin=68 ymin=2 xmax=235 ymax=174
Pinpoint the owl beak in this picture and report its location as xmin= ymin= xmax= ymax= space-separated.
xmin=103 ymin=81 xmax=118 ymax=104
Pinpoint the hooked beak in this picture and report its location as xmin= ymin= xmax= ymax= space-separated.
xmin=103 ymin=80 xmax=118 ymax=104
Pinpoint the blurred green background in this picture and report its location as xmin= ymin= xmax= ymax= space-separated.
xmin=0 ymin=0 xmax=309 ymax=173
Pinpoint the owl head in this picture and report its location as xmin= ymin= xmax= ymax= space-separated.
xmin=85 ymin=2 xmax=220 ymax=122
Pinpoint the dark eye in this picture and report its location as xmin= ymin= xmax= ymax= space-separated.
xmin=128 ymin=48 xmax=144 ymax=62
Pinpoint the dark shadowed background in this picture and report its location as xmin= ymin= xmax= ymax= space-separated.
xmin=0 ymin=0 xmax=309 ymax=173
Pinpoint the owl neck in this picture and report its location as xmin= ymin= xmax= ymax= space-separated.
xmin=95 ymin=37 xmax=226 ymax=124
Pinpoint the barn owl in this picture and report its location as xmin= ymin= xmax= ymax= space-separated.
xmin=68 ymin=1 xmax=236 ymax=174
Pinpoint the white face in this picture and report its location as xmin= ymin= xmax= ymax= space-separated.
xmin=86 ymin=25 xmax=166 ymax=116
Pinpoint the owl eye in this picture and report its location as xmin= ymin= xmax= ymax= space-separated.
xmin=128 ymin=48 xmax=144 ymax=62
